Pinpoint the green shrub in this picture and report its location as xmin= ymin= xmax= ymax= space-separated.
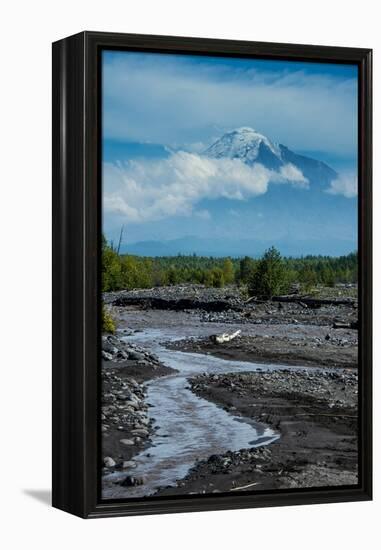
xmin=102 ymin=306 xmax=116 ymax=334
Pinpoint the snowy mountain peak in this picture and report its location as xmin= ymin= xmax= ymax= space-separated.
xmin=204 ymin=127 xmax=338 ymax=188
xmin=233 ymin=126 xmax=259 ymax=134
xmin=205 ymin=127 xmax=282 ymax=164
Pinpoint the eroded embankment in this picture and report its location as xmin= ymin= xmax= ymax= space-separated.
xmin=166 ymin=330 xmax=358 ymax=369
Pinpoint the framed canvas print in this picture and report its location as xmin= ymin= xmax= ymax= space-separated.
xmin=52 ymin=32 xmax=372 ymax=518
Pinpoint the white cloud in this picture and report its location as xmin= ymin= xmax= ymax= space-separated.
xmin=184 ymin=141 xmax=209 ymax=153
xmin=103 ymin=53 xmax=358 ymax=156
xmin=103 ymin=152 xmax=309 ymax=224
xmin=326 ymin=173 xmax=358 ymax=198
xmin=279 ymin=163 xmax=309 ymax=188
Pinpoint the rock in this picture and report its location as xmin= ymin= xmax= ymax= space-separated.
xmin=102 ymin=351 xmax=113 ymax=361
xmin=120 ymin=475 xmax=146 ymax=487
xmin=126 ymin=400 xmax=139 ymax=410
xmin=122 ymin=460 xmax=137 ymax=469
xmin=138 ymin=417 xmax=150 ymax=426
xmin=119 ymin=438 xmax=135 ymax=446
xmin=132 ymin=428 xmax=149 ymax=437
xmin=128 ymin=350 xmax=145 ymax=361
xmin=103 ymin=456 xmax=116 ymax=467
xmin=102 ymin=341 xmax=118 ymax=355
xmin=208 ymin=454 xmax=222 ymax=464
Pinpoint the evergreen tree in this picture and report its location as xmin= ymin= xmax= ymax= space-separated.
xmin=299 ymin=265 xmax=318 ymax=292
xmin=211 ymin=267 xmax=225 ymax=288
xmin=239 ymin=256 xmax=256 ymax=283
xmin=222 ymin=258 xmax=235 ymax=284
xmin=248 ymin=247 xmax=288 ymax=298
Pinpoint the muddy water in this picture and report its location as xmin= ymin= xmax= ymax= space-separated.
xmin=102 ymin=327 xmax=298 ymax=499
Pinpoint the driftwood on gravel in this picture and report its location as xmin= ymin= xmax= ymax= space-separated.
xmin=332 ymin=321 xmax=358 ymax=330
xmin=272 ymin=295 xmax=356 ymax=307
xmin=231 ymin=481 xmax=260 ymax=491
xmin=210 ymin=329 xmax=241 ymax=344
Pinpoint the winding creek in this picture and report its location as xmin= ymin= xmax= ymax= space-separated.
xmin=102 ymin=327 xmax=313 ymax=499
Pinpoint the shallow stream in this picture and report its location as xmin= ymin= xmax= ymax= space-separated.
xmin=102 ymin=326 xmax=312 ymax=499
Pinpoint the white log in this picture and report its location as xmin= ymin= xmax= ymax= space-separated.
xmin=231 ymin=481 xmax=259 ymax=491
xmin=210 ymin=329 xmax=241 ymax=344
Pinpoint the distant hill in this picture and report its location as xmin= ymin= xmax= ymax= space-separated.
xmin=121 ymin=236 xmax=356 ymax=258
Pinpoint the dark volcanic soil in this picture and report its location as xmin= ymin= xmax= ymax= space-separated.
xmin=104 ymin=283 xmax=358 ymax=327
xmin=167 ymin=331 xmax=357 ymax=369
xmin=156 ymin=369 xmax=358 ymax=495
xmin=102 ymin=284 xmax=359 ymax=496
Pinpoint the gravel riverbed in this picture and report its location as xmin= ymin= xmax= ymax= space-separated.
xmin=101 ymin=334 xmax=176 ymax=487
xmin=156 ymin=369 xmax=358 ymax=495
xmin=102 ymin=284 xmax=359 ymax=497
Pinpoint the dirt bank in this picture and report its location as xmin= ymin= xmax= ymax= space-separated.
xmin=105 ymin=284 xmax=358 ymax=327
xmin=167 ymin=330 xmax=358 ymax=369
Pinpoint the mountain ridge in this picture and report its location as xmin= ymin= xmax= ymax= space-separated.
xmin=204 ymin=127 xmax=338 ymax=188
xmin=121 ymin=235 xmax=356 ymax=259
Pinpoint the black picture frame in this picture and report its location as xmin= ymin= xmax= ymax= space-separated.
xmin=52 ymin=31 xmax=372 ymax=519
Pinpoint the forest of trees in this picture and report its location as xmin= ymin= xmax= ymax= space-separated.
xmin=102 ymin=236 xmax=358 ymax=294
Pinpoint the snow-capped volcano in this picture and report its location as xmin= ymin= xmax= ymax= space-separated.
xmin=205 ymin=127 xmax=338 ymax=187
xmin=205 ymin=127 xmax=282 ymax=164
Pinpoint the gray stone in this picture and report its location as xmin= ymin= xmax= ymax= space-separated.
xmin=139 ymin=417 xmax=149 ymax=426
xmin=119 ymin=438 xmax=135 ymax=446
xmin=102 ymin=341 xmax=119 ymax=355
xmin=132 ymin=428 xmax=149 ymax=437
xmin=121 ymin=475 xmax=146 ymax=487
xmin=103 ymin=456 xmax=116 ymax=467
xmin=122 ymin=460 xmax=137 ymax=469
xmin=128 ymin=351 xmax=145 ymax=361
xmin=126 ymin=400 xmax=139 ymax=410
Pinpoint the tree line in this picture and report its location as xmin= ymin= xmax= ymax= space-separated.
xmin=102 ymin=236 xmax=357 ymax=297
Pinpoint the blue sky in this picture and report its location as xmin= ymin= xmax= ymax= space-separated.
xmin=102 ymin=50 xmax=358 ymax=256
